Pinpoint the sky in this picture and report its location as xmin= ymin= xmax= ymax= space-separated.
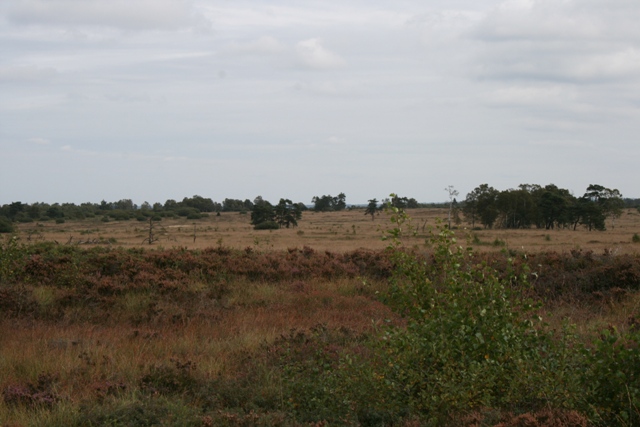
xmin=1 ymin=0 xmax=639 ymax=206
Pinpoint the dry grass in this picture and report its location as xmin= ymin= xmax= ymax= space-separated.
xmin=14 ymin=208 xmax=640 ymax=255
xmin=3 ymin=210 xmax=640 ymax=425
xmin=0 ymin=274 xmax=394 ymax=423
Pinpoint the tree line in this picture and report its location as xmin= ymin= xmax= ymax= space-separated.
xmin=460 ymin=183 xmax=629 ymax=231
xmin=1 ymin=186 xmax=637 ymax=234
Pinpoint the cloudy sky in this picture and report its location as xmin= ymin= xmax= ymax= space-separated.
xmin=1 ymin=0 xmax=638 ymax=206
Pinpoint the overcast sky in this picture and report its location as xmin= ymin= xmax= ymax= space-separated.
xmin=1 ymin=0 xmax=638 ymax=206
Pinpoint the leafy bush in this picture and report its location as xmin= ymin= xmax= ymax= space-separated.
xmin=254 ymin=221 xmax=279 ymax=230
xmin=74 ymin=395 xmax=200 ymax=427
xmin=581 ymin=324 xmax=640 ymax=425
xmin=376 ymin=218 xmax=578 ymax=423
xmin=633 ymin=233 xmax=640 ymax=243
xmin=0 ymin=216 xmax=13 ymax=233
xmin=275 ymin=207 xmax=585 ymax=425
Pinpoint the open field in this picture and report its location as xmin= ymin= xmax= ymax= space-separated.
xmin=12 ymin=208 xmax=640 ymax=255
xmin=2 ymin=209 xmax=640 ymax=426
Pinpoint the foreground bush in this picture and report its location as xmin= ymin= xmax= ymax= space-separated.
xmin=274 ymin=209 xmax=640 ymax=426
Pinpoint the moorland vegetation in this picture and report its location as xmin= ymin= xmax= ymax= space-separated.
xmin=1 ymin=187 xmax=640 ymax=426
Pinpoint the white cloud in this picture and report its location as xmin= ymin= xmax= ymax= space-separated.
xmin=4 ymin=0 xmax=210 ymax=31
xmin=406 ymin=9 xmax=483 ymax=45
xmin=296 ymin=38 xmax=345 ymax=69
xmin=487 ymin=85 xmax=573 ymax=108
xmin=0 ymin=65 xmax=57 ymax=82
xmin=28 ymin=137 xmax=50 ymax=145
xmin=225 ymin=36 xmax=285 ymax=55
xmin=326 ymin=136 xmax=345 ymax=145
xmin=471 ymin=0 xmax=640 ymax=83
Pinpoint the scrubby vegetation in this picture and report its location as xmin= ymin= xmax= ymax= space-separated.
xmin=2 ymin=207 xmax=640 ymax=425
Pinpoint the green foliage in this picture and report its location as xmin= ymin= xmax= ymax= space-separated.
xmin=74 ymin=395 xmax=200 ymax=427
xmin=251 ymin=199 xmax=275 ymax=228
xmin=253 ymin=221 xmax=279 ymax=230
xmin=389 ymin=195 xmax=419 ymax=210
xmin=633 ymin=233 xmax=640 ymax=243
xmin=311 ymin=193 xmax=346 ymax=212
xmin=364 ymin=198 xmax=381 ymax=220
xmin=377 ymin=215 xmax=574 ymax=422
xmin=0 ymin=236 xmax=25 ymax=284
xmin=460 ymin=182 xmax=624 ymax=231
xmin=0 ymin=216 xmax=13 ymax=233
xmin=581 ymin=325 xmax=640 ymax=425
xmin=274 ymin=205 xmax=589 ymax=424
xmin=273 ymin=199 xmax=302 ymax=228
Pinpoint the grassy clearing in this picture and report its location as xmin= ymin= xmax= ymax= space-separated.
xmin=10 ymin=208 xmax=640 ymax=255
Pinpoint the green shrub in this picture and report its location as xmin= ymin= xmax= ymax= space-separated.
xmin=276 ymin=206 xmax=583 ymax=425
xmin=633 ymin=233 xmax=640 ymax=243
xmin=581 ymin=326 xmax=640 ymax=425
xmin=492 ymin=237 xmax=505 ymax=246
xmin=55 ymin=218 xmax=65 ymax=224
xmin=74 ymin=395 xmax=199 ymax=427
xmin=0 ymin=216 xmax=13 ymax=233
xmin=253 ymin=221 xmax=279 ymax=230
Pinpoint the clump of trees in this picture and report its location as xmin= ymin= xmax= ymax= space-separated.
xmin=462 ymin=183 xmax=625 ymax=231
xmin=388 ymin=195 xmax=420 ymax=209
xmin=311 ymin=193 xmax=346 ymax=212
xmin=250 ymin=197 xmax=304 ymax=230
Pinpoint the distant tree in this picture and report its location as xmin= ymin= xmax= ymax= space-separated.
xmin=164 ymin=199 xmax=178 ymax=210
xmin=579 ymin=184 xmax=624 ymax=230
xmin=495 ymin=187 xmax=536 ymax=229
xmin=223 ymin=198 xmax=249 ymax=212
xmin=311 ymin=193 xmax=347 ymax=212
xmin=406 ymin=198 xmax=420 ymax=209
xmin=463 ymin=184 xmax=499 ymax=228
xmin=391 ymin=195 xmax=409 ymax=209
xmin=243 ymin=199 xmax=254 ymax=211
xmin=182 ymin=195 xmax=217 ymax=212
xmin=114 ymin=199 xmax=135 ymax=211
xmin=99 ymin=200 xmax=112 ymax=211
xmin=462 ymin=192 xmax=478 ymax=228
xmin=46 ymin=204 xmax=64 ymax=219
xmin=27 ymin=204 xmax=42 ymax=220
xmin=334 ymin=193 xmax=347 ymax=211
xmin=538 ymin=184 xmax=575 ymax=230
xmin=251 ymin=197 xmax=276 ymax=228
xmin=451 ymin=199 xmax=462 ymax=226
xmin=273 ymin=199 xmax=302 ymax=228
xmin=365 ymin=199 xmax=381 ymax=220
xmin=8 ymin=202 xmax=24 ymax=220
xmin=577 ymin=197 xmax=606 ymax=231
xmin=445 ymin=186 xmax=459 ymax=229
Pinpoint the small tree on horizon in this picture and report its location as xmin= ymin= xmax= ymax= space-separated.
xmin=365 ymin=199 xmax=381 ymax=220
xmin=445 ymin=185 xmax=459 ymax=229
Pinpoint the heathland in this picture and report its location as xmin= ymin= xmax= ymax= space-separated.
xmin=2 ymin=207 xmax=640 ymax=426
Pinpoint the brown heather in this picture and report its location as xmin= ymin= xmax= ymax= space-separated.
xmin=1 ymin=208 xmax=640 ymax=425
